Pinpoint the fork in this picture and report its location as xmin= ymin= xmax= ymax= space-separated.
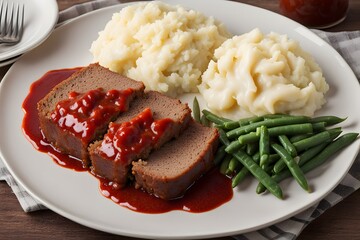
xmin=0 ymin=1 xmax=24 ymax=44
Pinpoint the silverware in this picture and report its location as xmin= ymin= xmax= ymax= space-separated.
xmin=0 ymin=1 xmax=24 ymax=44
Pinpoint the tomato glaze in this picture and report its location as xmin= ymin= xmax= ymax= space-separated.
xmin=21 ymin=68 xmax=233 ymax=214
xmin=51 ymin=88 xmax=133 ymax=143
xmin=98 ymin=108 xmax=173 ymax=164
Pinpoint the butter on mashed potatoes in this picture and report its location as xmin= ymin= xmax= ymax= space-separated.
xmin=198 ymin=28 xmax=329 ymax=118
xmin=90 ymin=1 xmax=230 ymax=97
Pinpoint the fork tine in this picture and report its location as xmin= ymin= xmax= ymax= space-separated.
xmin=20 ymin=3 xmax=24 ymax=39
xmin=0 ymin=1 xmax=2 ymax=36
xmin=0 ymin=1 xmax=8 ymax=36
xmin=7 ymin=2 xmax=14 ymax=36
xmin=10 ymin=3 xmax=19 ymax=38
xmin=0 ymin=1 xmax=3 ymax=24
xmin=13 ymin=3 xmax=24 ymax=41
xmin=0 ymin=1 xmax=24 ymax=44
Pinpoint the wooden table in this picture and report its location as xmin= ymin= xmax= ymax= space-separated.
xmin=1 ymin=1 xmax=359 ymax=239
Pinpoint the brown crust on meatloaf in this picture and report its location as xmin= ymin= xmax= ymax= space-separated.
xmin=88 ymin=91 xmax=192 ymax=187
xmin=37 ymin=63 xmax=145 ymax=167
xmin=131 ymin=120 xmax=219 ymax=200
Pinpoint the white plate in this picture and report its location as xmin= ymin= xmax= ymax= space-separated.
xmin=0 ymin=0 xmax=58 ymax=62
xmin=0 ymin=0 xmax=359 ymax=239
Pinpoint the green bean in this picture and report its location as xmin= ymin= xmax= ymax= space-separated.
xmin=273 ymin=158 xmax=285 ymax=174
xmin=300 ymin=133 xmax=359 ymax=173
xmin=256 ymin=181 xmax=267 ymax=194
xmin=225 ymin=140 xmax=243 ymax=154
xmin=246 ymin=142 xmax=258 ymax=156
xmin=200 ymin=114 xmax=211 ymax=127
xmin=220 ymin=154 xmax=232 ymax=175
xmin=237 ymin=116 xmax=263 ymax=127
xmin=252 ymin=151 xmax=261 ymax=163
xmin=226 ymin=115 xmax=311 ymax=139
xmin=267 ymin=142 xmax=327 ymax=188
xmin=272 ymin=135 xmax=298 ymax=173
xmin=247 ymin=124 xmax=313 ymax=163
xmin=271 ymin=143 xmax=310 ymax=192
xmin=232 ymin=150 xmax=283 ymax=199
xmin=290 ymin=127 xmax=341 ymax=145
xmin=297 ymin=142 xmax=328 ymax=166
xmin=267 ymin=123 xmax=313 ymax=136
xmin=293 ymin=128 xmax=342 ymax=152
xmin=228 ymin=157 xmax=240 ymax=172
xmin=266 ymin=154 xmax=282 ymax=173
xmin=257 ymin=133 xmax=359 ymax=194
xmin=231 ymin=166 xmax=249 ymax=188
xmin=238 ymin=132 xmax=259 ymax=145
xmin=233 ymin=150 xmax=258 ymax=188
xmin=259 ymin=125 xmax=270 ymax=168
xmin=253 ymin=152 xmax=280 ymax=194
xmin=269 ymin=153 xmax=281 ymax=164
xmin=310 ymin=116 xmax=347 ymax=126
xmin=220 ymin=131 xmax=283 ymax=198
xmin=202 ymin=110 xmax=230 ymax=125
xmin=248 ymin=116 xmax=264 ymax=124
xmin=273 ymin=156 xmax=296 ymax=174
xmin=213 ymin=145 xmax=227 ymax=165
xmin=328 ymin=127 xmax=343 ymax=139
xmin=210 ymin=111 xmax=356 ymax=198
xmin=312 ymin=122 xmax=327 ymax=132
xmin=262 ymin=114 xmax=289 ymax=119
xmin=217 ymin=128 xmax=230 ymax=146
xmin=278 ymin=135 xmax=297 ymax=157
xmin=221 ymin=120 xmax=240 ymax=130
xmin=263 ymin=162 xmax=274 ymax=174
xmin=221 ymin=116 xmax=263 ymax=130
xmin=192 ymin=97 xmax=201 ymax=123
xmin=290 ymin=133 xmax=313 ymax=143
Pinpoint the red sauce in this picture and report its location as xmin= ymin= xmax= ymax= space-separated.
xmin=22 ymin=68 xmax=85 ymax=171
xmin=99 ymin=169 xmax=232 ymax=214
xmin=98 ymin=108 xmax=173 ymax=164
xmin=279 ymin=0 xmax=349 ymax=28
xmin=51 ymin=88 xmax=133 ymax=143
xmin=21 ymin=68 xmax=233 ymax=214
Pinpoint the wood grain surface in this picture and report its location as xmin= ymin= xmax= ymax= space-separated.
xmin=0 ymin=0 xmax=359 ymax=239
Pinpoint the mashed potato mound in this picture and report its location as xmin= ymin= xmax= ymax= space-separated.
xmin=198 ymin=28 xmax=329 ymax=118
xmin=90 ymin=1 xmax=230 ymax=97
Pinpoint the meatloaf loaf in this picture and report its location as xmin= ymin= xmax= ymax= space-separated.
xmin=88 ymin=91 xmax=192 ymax=187
xmin=132 ymin=120 xmax=219 ymax=200
xmin=37 ymin=63 xmax=145 ymax=167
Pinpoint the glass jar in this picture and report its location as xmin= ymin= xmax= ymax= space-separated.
xmin=279 ymin=0 xmax=349 ymax=29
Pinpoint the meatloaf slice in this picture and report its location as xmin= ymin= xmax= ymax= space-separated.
xmin=132 ymin=120 xmax=219 ymax=200
xmin=37 ymin=63 xmax=145 ymax=167
xmin=88 ymin=91 xmax=192 ymax=187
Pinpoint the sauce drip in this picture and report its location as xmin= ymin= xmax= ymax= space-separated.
xmin=22 ymin=68 xmax=85 ymax=171
xmin=98 ymin=108 xmax=173 ymax=164
xmin=21 ymin=68 xmax=233 ymax=214
xmin=51 ymin=87 xmax=133 ymax=143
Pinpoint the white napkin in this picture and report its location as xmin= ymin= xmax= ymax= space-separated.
xmin=1 ymin=1 xmax=359 ymax=239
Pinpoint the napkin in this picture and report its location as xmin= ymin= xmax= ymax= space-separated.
xmin=0 ymin=0 xmax=359 ymax=239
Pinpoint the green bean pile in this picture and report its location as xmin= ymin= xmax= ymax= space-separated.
xmin=192 ymin=98 xmax=359 ymax=199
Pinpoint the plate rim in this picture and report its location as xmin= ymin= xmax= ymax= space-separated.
xmin=0 ymin=0 xmax=359 ymax=239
